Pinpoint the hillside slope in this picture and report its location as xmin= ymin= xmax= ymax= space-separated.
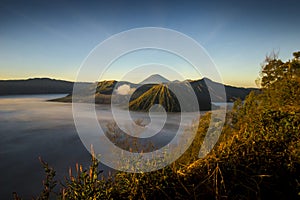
xmin=129 ymin=84 xmax=181 ymax=112
xmin=129 ymin=82 xmax=211 ymax=112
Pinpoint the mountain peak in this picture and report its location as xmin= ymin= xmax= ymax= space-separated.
xmin=139 ymin=74 xmax=170 ymax=85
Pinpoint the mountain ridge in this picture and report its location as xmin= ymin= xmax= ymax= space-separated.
xmin=0 ymin=78 xmax=75 ymax=95
xmin=0 ymin=76 xmax=259 ymax=112
xmin=139 ymin=74 xmax=170 ymax=85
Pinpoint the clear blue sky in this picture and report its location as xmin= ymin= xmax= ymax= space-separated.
xmin=0 ymin=0 xmax=299 ymax=87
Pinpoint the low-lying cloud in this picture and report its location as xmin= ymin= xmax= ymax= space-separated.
xmin=116 ymin=84 xmax=135 ymax=95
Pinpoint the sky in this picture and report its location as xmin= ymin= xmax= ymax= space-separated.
xmin=0 ymin=0 xmax=299 ymax=87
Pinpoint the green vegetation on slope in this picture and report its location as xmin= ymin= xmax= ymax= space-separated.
xmin=96 ymin=80 xmax=117 ymax=95
xmin=129 ymin=81 xmax=213 ymax=112
xmin=129 ymin=84 xmax=182 ymax=112
xmin=14 ymin=51 xmax=300 ymax=199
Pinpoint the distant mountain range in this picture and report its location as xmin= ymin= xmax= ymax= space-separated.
xmin=0 ymin=76 xmax=258 ymax=111
xmin=0 ymin=78 xmax=75 ymax=95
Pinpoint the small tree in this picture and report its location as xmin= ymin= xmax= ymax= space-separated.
xmin=293 ymin=51 xmax=300 ymax=60
xmin=258 ymin=51 xmax=300 ymax=107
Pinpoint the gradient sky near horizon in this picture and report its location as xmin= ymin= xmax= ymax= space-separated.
xmin=0 ymin=0 xmax=299 ymax=87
